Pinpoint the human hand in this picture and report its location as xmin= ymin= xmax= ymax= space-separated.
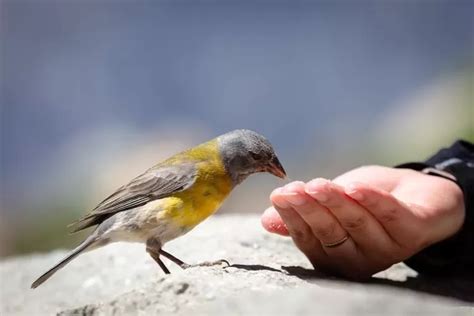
xmin=261 ymin=166 xmax=465 ymax=279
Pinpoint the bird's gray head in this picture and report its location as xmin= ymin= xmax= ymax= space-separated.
xmin=217 ymin=129 xmax=286 ymax=186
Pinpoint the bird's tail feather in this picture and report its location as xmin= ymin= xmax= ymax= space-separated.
xmin=31 ymin=236 xmax=97 ymax=289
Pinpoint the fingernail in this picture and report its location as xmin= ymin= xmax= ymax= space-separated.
xmin=307 ymin=190 xmax=328 ymax=202
xmin=280 ymin=182 xmax=306 ymax=206
xmin=273 ymin=198 xmax=290 ymax=209
xmin=305 ymin=178 xmax=330 ymax=202
xmin=270 ymin=188 xmax=289 ymax=208
xmin=346 ymin=184 xmax=364 ymax=200
xmin=283 ymin=193 xmax=306 ymax=206
xmin=271 ymin=189 xmax=291 ymax=208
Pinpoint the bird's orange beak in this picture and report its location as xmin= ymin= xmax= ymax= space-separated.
xmin=268 ymin=156 xmax=286 ymax=179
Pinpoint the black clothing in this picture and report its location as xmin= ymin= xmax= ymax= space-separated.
xmin=397 ymin=140 xmax=474 ymax=275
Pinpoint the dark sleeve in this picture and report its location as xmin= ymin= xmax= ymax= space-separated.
xmin=396 ymin=140 xmax=474 ymax=276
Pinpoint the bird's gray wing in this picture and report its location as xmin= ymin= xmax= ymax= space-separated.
xmin=69 ymin=162 xmax=197 ymax=232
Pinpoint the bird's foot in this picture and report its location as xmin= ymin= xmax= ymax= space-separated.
xmin=180 ymin=259 xmax=230 ymax=269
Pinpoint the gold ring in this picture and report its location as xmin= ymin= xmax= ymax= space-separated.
xmin=323 ymin=235 xmax=349 ymax=248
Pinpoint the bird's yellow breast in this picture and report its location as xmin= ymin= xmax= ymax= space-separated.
xmin=158 ymin=139 xmax=233 ymax=230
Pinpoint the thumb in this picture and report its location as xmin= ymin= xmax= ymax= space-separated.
xmin=261 ymin=206 xmax=290 ymax=236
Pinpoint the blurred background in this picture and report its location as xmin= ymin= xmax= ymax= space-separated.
xmin=1 ymin=1 xmax=473 ymax=257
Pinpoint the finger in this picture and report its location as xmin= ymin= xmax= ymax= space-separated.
xmin=280 ymin=183 xmax=371 ymax=278
xmin=261 ymin=206 xmax=290 ymax=236
xmin=344 ymin=182 xmax=422 ymax=248
xmin=270 ymin=187 xmax=327 ymax=262
xmin=305 ymin=179 xmax=396 ymax=257
xmin=280 ymin=181 xmax=353 ymax=252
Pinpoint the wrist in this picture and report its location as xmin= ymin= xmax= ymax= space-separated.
xmin=394 ymin=165 xmax=465 ymax=243
xmin=421 ymin=173 xmax=465 ymax=242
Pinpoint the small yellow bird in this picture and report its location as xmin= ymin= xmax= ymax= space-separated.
xmin=31 ymin=129 xmax=286 ymax=288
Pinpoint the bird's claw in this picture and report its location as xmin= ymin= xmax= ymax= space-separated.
xmin=180 ymin=259 xmax=230 ymax=269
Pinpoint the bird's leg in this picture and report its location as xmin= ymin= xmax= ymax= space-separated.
xmin=159 ymin=249 xmax=190 ymax=269
xmin=148 ymin=251 xmax=170 ymax=274
xmin=146 ymin=238 xmax=170 ymax=274
xmin=160 ymin=249 xmax=230 ymax=269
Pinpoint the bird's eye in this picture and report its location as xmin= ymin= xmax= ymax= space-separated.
xmin=250 ymin=152 xmax=261 ymax=160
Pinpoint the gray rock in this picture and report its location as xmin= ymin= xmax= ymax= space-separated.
xmin=1 ymin=215 xmax=472 ymax=315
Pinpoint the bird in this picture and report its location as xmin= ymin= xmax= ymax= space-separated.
xmin=31 ymin=129 xmax=286 ymax=288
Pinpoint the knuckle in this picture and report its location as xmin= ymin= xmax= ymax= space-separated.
xmin=379 ymin=208 xmax=399 ymax=222
xmin=313 ymin=222 xmax=338 ymax=239
xmin=340 ymin=216 xmax=366 ymax=230
xmin=361 ymin=196 xmax=379 ymax=208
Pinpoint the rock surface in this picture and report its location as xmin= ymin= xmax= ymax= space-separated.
xmin=1 ymin=215 xmax=473 ymax=315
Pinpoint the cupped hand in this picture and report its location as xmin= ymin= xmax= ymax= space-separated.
xmin=261 ymin=166 xmax=465 ymax=279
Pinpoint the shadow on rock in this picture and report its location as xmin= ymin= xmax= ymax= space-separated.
xmin=226 ymin=264 xmax=282 ymax=272
xmin=281 ymin=266 xmax=335 ymax=279
xmin=373 ymin=275 xmax=474 ymax=303
xmin=281 ymin=266 xmax=474 ymax=303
